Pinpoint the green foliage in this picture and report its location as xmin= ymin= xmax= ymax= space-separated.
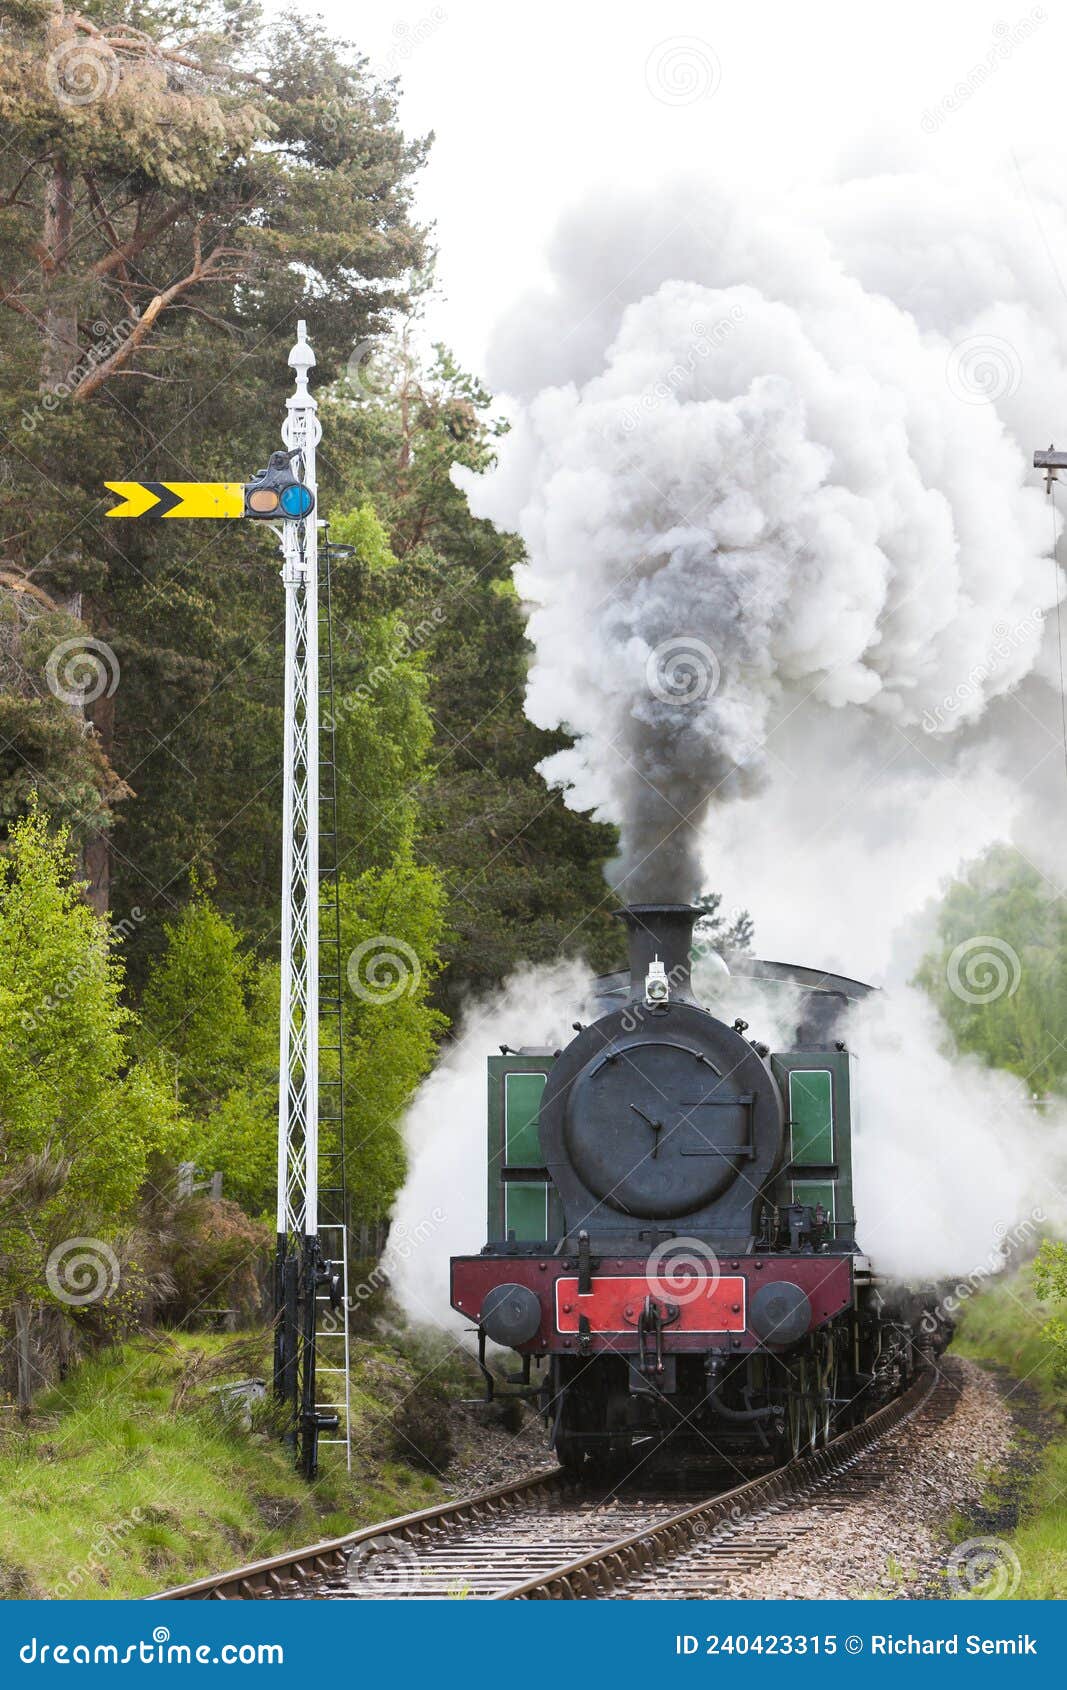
xmin=331 ymin=610 xmax=436 ymax=871
xmin=916 ymin=844 xmax=1067 ymax=1094
xmin=0 ymin=0 xmax=427 ymax=918
xmin=694 ymin=890 xmax=753 ymax=955
xmin=0 ymin=802 xmax=182 ymax=1306
xmin=952 ymin=1266 xmax=1067 ymax=1597
xmin=0 ymin=0 xmax=619 ymax=1011
xmin=335 ymin=855 xmax=449 ymax=1225
xmin=0 ymin=1329 xmax=456 ymax=1596
xmin=323 ymin=345 xmax=621 ymax=1012
xmin=1033 ymin=1239 xmax=1067 ymax=1374
xmin=328 ymin=504 xmax=400 ymax=575
xmin=139 ymin=896 xmax=278 ymax=1214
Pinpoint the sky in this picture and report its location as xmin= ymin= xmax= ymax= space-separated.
xmin=300 ymin=0 xmax=1067 ymax=982
xmin=312 ymin=0 xmax=1064 ymax=376
xmin=314 ymin=2 xmax=1067 ymax=1290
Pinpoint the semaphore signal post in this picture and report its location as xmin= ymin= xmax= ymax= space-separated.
xmin=272 ymin=324 xmax=347 ymax=1480
xmin=105 ymin=321 xmax=349 ymax=1479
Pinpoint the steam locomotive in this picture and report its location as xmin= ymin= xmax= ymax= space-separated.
xmin=450 ymin=903 xmax=947 ymax=1474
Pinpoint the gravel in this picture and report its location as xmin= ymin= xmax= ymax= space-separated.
xmin=736 ymin=1357 xmax=1019 ymax=1600
xmin=438 ymin=1356 xmax=1030 ymax=1600
xmin=441 ymin=1399 xmax=557 ymax=1497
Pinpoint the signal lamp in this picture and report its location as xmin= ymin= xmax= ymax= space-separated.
xmin=244 ymin=449 xmax=315 ymax=521
xmin=279 ymin=483 xmax=315 ymax=518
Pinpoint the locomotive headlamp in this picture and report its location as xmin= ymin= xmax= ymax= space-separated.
xmin=645 ymin=958 xmax=670 ymax=1006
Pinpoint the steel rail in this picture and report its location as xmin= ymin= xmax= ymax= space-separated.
xmin=497 ymin=1367 xmax=939 ymax=1599
xmin=152 ymin=1368 xmax=942 ymax=1601
xmin=150 ymin=1466 xmax=564 ymax=1600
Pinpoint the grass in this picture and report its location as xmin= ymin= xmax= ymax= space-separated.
xmin=0 ymin=1327 xmax=459 ymax=1599
xmin=950 ymin=1264 xmax=1067 ymax=1598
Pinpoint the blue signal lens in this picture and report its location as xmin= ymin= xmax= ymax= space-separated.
xmin=279 ymin=482 xmax=314 ymax=518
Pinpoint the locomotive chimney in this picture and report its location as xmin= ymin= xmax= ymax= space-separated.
xmin=616 ymin=903 xmax=702 ymax=1004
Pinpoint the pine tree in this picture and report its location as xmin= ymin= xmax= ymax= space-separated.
xmin=0 ymin=0 xmax=427 ymax=918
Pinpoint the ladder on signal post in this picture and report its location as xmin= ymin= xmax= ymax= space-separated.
xmin=314 ymin=534 xmax=352 ymax=1469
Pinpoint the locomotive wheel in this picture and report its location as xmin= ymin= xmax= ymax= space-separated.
xmin=555 ymin=1432 xmax=590 ymax=1476
xmin=786 ymin=1360 xmax=817 ymax=1458
xmin=815 ymin=1336 xmax=839 ymax=1447
xmin=585 ymin=1437 xmax=635 ymax=1483
xmin=554 ymin=1369 xmax=634 ymax=1480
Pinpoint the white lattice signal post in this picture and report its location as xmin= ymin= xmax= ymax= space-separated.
xmin=105 ymin=320 xmax=349 ymax=1478
xmin=271 ymin=322 xmax=345 ymax=1479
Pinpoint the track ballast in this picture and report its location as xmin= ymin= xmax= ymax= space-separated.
xmin=153 ymin=1367 xmax=949 ymax=1601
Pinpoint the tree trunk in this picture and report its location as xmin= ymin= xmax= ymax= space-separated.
xmin=41 ymin=159 xmax=78 ymax=390
xmin=14 ymin=1300 xmax=34 ymax=1414
xmin=83 ymin=678 xmax=115 ymax=914
xmin=41 ymin=161 xmax=119 ymax=908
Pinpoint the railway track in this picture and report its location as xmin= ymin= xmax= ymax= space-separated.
xmin=153 ymin=1366 xmax=950 ymax=1602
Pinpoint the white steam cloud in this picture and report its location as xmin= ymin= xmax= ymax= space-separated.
xmin=388 ymin=961 xmax=595 ymax=1333
xmin=849 ymin=987 xmax=1065 ymax=1282
xmin=393 ymin=158 xmax=1067 ymax=1309
xmin=459 ymin=169 xmax=1064 ymax=904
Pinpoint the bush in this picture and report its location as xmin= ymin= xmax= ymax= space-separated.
xmin=145 ymin=1195 xmax=271 ymax=1329
xmin=390 ymin=1380 xmax=454 ymax=1474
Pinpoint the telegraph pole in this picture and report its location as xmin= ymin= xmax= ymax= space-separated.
xmin=1034 ymin=444 xmax=1067 ymax=491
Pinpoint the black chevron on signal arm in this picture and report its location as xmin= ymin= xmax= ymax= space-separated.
xmin=138 ymin=483 xmax=184 ymax=518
